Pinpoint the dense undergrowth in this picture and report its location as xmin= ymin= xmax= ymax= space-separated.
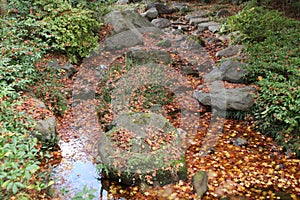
xmin=221 ymin=4 xmax=300 ymax=156
xmin=0 ymin=0 xmax=111 ymax=199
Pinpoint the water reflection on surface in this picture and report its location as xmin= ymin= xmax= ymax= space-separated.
xmin=51 ymin=137 xmax=109 ymax=199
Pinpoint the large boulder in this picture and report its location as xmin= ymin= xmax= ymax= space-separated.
xmin=98 ymin=112 xmax=187 ymax=186
xmin=104 ymin=30 xmax=144 ymax=50
xmin=103 ymin=9 xmax=163 ymax=50
xmin=104 ymin=27 xmax=162 ymax=50
xmin=104 ymin=9 xmax=155 ymax=34
xmin=193 ymin=83 xmax=256 ymax=111
xmin=205 ymin=60 xmax=248 ymax=83
xmin=125 ymin=47 xmax=171 ymax=64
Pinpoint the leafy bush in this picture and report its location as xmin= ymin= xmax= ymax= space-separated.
xmin=0 ymin=95 xmax=51 ymax=199
xmin=220 ymin=6 xmax=299 ymax=43
xmin=222 ymin=5 xmax=300 ymax=156
xmin=0 ymin=18 xmax=45 ymax=93
xmin=34 ymin=0 xmax=100 ymax=62
xmin=6 ymin=0 xmax=100 ymax=63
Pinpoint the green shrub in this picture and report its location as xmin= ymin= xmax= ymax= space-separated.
xmin=6 ymin=0 xmax=100 ymax=63
xmin=0 ymin=96 xmax=51 ymax=199
xmin=220 ymin=6 xmax=299 ymax=43
xmin=223 ymin=6 xmax=300 ymax=156
xmin=33 ymin=0 xmax=100 ymax=63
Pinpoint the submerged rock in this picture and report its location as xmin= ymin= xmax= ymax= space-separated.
xmin=98 ymin=112 xmax=187 ymax=186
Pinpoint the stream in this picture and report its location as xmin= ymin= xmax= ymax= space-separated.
xmin=51 ymin=48 xmax=123 ymax=199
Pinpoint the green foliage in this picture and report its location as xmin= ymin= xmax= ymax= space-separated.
xmin=220 ymin=6 xmax=299 ymax=43
xmin=6 ymin=0 xmax=100 ymax=63
xmin=0 ymin=18 xmax=45 ymax=93
xmin=71 ymin=185 xmax=97 ymax=200
xmin=33 ymin=0 xmax=99 ymax=63
xmin=0 ymin=97 xmax=51 ymax=199
xmin=225 ymin=5 xmax=300 ymax=155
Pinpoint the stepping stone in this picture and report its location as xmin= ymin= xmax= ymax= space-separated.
xmin=185 ymin=10 xmax=207 ymax=20
xmin=189 ymin=17 xmax=210 ymax=25
xmin=197 ymin=21 xmax=220 ymax=31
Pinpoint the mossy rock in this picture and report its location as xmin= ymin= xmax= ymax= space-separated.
xmin=98 ymin=112 xmax=187 ymax=186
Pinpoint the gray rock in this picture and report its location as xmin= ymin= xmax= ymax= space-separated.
xmin=193 ymin=84 xmax=256 ymax=111
xmin=104 ymin=30 xmax=144 ymax=50
xmin=192 ymin=171 xmax=208 ymax=198
xmin=205 ymin=60 xmax=248 ymax=83
xmin=185 ymin=10 xmax=207 ymax=21
xmin=172 ymin=3 xmax=189 ymax=11
xmin=32 ymin=97 xmax=46 ymax=109
xmin=104 ymin=27 xmax=162 ymax=50
xmin=125 ymin=47 xmax=171 ymax=64
xmin=141 ymin=7 xmax=158 ymax=20
xmin=215 ymin=9 xmax=230 ymax=17
xmin=189 ymin=17 xmax=210 ymax=25
xmin=216 ymin=34 xmax=231 ymax=43
xmin=197 ymin=21 xmax=220 ymax=31
xmin=98 ymin=112 xmax=187 ymax=186
xmin=61 ymin=63 xmax=77 ymax=78
xmin=208 ymin=24 xmax=220 ymax=33
xmin=34 ymin=116 xmax=58 ymax=145
xmin=104 ymin=9 xmax=155 ymax=34
xmin=146 ymin=2 xmax=175 ymax=14
xmin=48 ymin=60 xmax=76 ymax=78
xmin=151 ymin=18 xmax=171 ymax=28
xmin=216 ymin=45 xmax=244 ymax=58
xmin=234 ymin=137 xmax=248 ymax=146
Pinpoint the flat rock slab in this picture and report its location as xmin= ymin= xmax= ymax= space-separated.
xmin=197 ymin=21 xmax=220 ymax=30
xmin=98 ymin=112 xmax=187 ymax=186
xmin=185 ymin=10 xmax=207 ymax=20
xmin=193 ymin=83 xmax=256 ymax=111
xmin=189 ymin=17 xmax=210 ymax=25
